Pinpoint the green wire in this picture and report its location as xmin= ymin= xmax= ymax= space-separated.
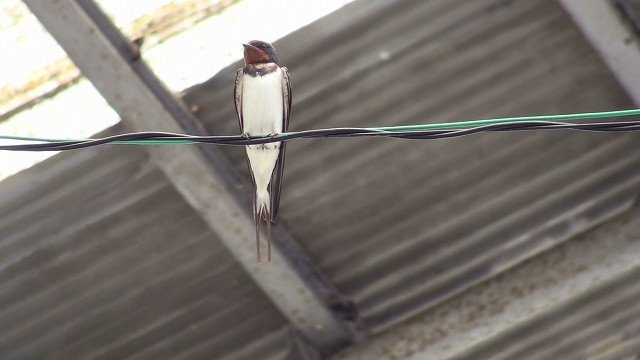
xmin=1 ymin=108 xmax=639 ymax=144
xmin=368 ymin=108 xmax=640 ymax=132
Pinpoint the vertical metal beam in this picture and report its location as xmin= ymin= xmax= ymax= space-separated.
xmin=558 ymin=0 xmax=640 ymax=106
xmin=21 ymin=0 xmax=360 ymax=354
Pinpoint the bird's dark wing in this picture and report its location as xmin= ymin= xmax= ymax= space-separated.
xmin=281 ymin=67 xmax=292 ymax=130
xmin=233 ymin=68 xmax=244 ymax=131
xmin=269 ymin=66 xmax=292 ymax=222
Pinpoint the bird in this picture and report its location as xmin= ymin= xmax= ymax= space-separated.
xmin=234 ymin=40 xmax=291 ymax=263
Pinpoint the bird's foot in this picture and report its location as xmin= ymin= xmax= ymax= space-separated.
xmin=241 ymin=132 xmax=252 ymax=145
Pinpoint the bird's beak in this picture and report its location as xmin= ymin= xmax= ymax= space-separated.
xmin=242 ymin=43 xmax=254 ymax=49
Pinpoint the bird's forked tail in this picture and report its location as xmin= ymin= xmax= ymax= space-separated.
xmin=254 ymin=191 xmax=272 ymax=263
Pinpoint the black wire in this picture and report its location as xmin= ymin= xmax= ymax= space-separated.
xmin=1 ymin=120 xmax=639 ymax=151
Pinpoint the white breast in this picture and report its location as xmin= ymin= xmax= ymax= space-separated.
xmin=242 ymin=68 xmax=284 ymax=137
xmin=241 ymin=66 xmax=284 ymax=202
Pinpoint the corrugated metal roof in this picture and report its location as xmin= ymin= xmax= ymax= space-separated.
xmin=0 ymin=124 xmax=291 ymax=359
xmin=2 ymin=0 xmax=640 ymax=358
xmin=460 ymin=265 xmax=640 ymax=360
xmin=334 ymin=202 xmax=640 ymax=360
xmin=185 ymin=0 xmax=640 ymax=334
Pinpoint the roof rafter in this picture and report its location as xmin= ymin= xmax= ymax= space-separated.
xmin=558 ymin=0 xmax=640 ymax=106
xmin=21 ymin=0 xmax=361 ymax=354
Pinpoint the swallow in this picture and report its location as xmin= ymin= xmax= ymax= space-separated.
xmin=234 ymin=40 xmax=291 ymax=263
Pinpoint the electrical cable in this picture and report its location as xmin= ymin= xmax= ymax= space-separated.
xmin=1 ymin=109 xmax=639 ymax=151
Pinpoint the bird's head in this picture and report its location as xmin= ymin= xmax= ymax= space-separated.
xmin=242 ymin=40 xmax=279 ymax=65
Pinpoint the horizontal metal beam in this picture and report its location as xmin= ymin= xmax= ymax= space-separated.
xmin=21 ymin=0 xmax=359 ymax=354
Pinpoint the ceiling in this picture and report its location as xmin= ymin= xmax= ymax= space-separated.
xmin=2 ymin=0 xmax=640 ymax=359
